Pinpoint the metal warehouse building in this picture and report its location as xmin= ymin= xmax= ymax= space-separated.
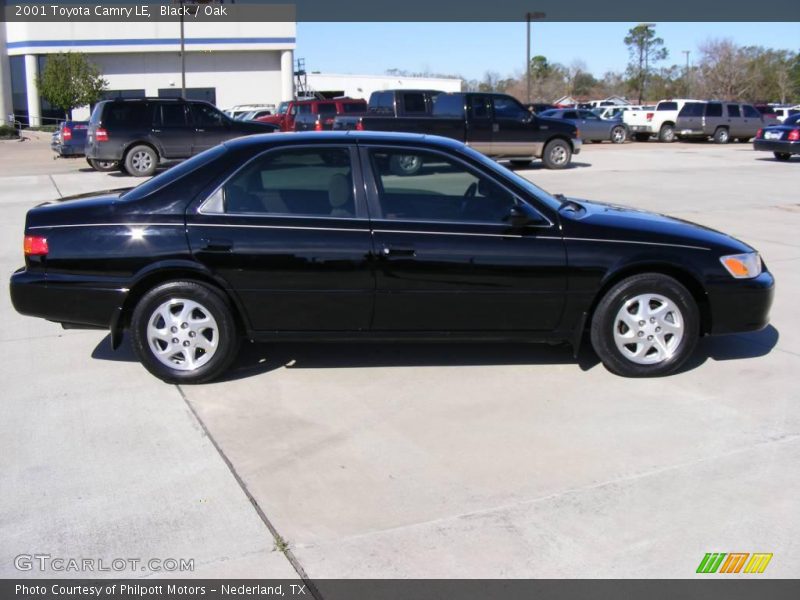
xmin=0 ymin=19 xmax=297 ymax=125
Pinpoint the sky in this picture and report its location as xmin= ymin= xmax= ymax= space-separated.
xmin=297 ymin=22 xmax=800 ymax=80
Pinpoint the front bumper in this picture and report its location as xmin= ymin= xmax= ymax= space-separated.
xmin=707 ymin=271 xmax=775 ymax=335
xmin=753 ymin=139 xmax=800 ymax=154
xmin=10 ymin=268 xmax=127 ymax=330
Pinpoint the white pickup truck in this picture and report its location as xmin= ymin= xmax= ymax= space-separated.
xmin=623 ymin=99 xmax=698 ymax=142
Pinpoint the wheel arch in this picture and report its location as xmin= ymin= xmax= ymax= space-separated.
xmin=122 ymin=139 xmax=162 ymax=163
xmin=113 ymin=263 xmax=250 ymax=348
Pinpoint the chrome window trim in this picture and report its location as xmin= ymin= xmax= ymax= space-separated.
xmin=361 ymin=143 xmax=555 ymax=229
xmin=197 ymin=143 xmax=368 ymax=221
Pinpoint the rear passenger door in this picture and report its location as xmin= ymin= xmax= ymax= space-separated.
xmin=190 ymin=103 xmax=232 ymax=153
xmin=741 ymin=105 xmax=762 ymax=138
xmin=187 ymin=145 xmax=375 ymax=331
xmin=726 ymin=104 xmax=744 ymax=138
xmin=152 ymin=103 xmax=193 ymax=158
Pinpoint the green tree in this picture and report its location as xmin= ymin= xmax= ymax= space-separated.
xmin=624 ymin=24 xmax=668 ymax=103
xmin=37 ymin=52 xmax=107 ymax=119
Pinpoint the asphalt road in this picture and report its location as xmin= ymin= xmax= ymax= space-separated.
xmin=1 ymin=134 xmax=798 ymax=579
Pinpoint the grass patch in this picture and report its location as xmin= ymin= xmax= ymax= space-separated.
xmin=273 ymin=534 xmax=290 ymax=554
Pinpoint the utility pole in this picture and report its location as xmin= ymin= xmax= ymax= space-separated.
xmin=525 ymin=12 xmax=546 ymax=104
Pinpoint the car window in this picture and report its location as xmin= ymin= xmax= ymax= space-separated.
xmin=202 ymin=147 xmax=355 ymax=218
xmin=192 ymin=104 xmax=227 ymax=128
xmin=743 ymin=105 xmax=761 ymax=119
xmin=657 ymin=102 xmax=678 ymax=111
xmin=368 ymin=149 xmax=518 ymax=225
xmin=317 ymin=104 xmax=337 ymax=115
xmin=432 ymin=94 xmax=465 ymax=118
xmin=469 ymin=96 xmax=491 ymax=119
xmin=679 ymin=102 xmax=704 ymax=117
xmin=493 ymin=96 xmax=528 ymax=120
xmin=563 ymin=111 xmax=578 ymax=119
xmin=155 ymin=104 xmax=189 ymax=127
xmin=297 ymin=104 xmax=312 ymax=115
xmin=342 ymin=103 xmax=365 ymax=114
xmin=580 ymin=110 xmax=599 ymax=120
xmin=727 ymin=104 xmax=741 ymax=118
xmin=103 ymin=103 xmax=148 ymax=127
xmin=706 ymin=103 xmax=723 ymax=118
xmin=402 ymin=93 xmax=427 ymax=115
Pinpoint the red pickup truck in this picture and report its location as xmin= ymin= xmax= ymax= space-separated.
xmin=257 ymin=98 xmax=366 ymax=132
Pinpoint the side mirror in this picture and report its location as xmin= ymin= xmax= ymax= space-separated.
xmin=505 ymin=203 xmax=545 ymax=227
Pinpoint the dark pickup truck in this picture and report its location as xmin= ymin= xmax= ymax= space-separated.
xmin=333 ymin=91 xmax=581 ymax=170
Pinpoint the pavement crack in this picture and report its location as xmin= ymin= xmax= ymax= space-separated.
xmin=48 ymin=174 xmax=63 ymax=198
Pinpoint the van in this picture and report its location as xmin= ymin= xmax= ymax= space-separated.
xmin=676 ymin=101 xmax=764 ymax=143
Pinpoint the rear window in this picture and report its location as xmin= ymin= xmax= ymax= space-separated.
xmin=103 ymin=103 xmax=148 ymax=127
xmin=679 ymin=103 xmax=704 ymax=117
xmin=341 ymin=103 xmax=365 ymax=114
xmin=657 ymin=102 xmax=678 ymax=111
xmin=369 ymin=92 xmax=394 ymax=115
xmin=317 ymin=104 xmax=337 ymax=115
xmin=432 ymin=94 xmax=465 ymax=118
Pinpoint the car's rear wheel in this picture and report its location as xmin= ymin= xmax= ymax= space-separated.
xmin=124 ymin=144 xmax=158 ymax=177
xmin=774 ymin=152 xmax=791 ymax=161
xmin=87 ymin=158 xmax=118 ymax=172
xmin=713 ymin=127 xmax=730 ymax=144
xmin=542 ymin=139 xmax=572 ymax=169
xmin=590 ymin=273 xmax=699 ymax=377
xmin=658 ymin=124 xmax=675 ymax=143
xmin=131 ymin=281 xmax=240 ymax=384
xmin=610 ymin=126 xmax=627 ymax=144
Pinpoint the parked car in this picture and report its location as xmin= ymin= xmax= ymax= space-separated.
xmin=675 ymin=101 xmax=763 ymax=143
xmin=223 ymin=104 xmax=275 ymax=120
xmin=332 ymin=89 xmax=444 ymax=131
xmin=10 ymin=132 xmax=773 ymax=383
xmin=623 ymin=99 xmax=698 ymax=142
xmin=238 ymin=109 xmax=274 ymax=121
xmin=51 ymin=121 xmax=88 ymax=157
xmin=592 ymin=105 xmax=653 ymax=120
xmin=334 ymin=92 xmax=581 ymax=170
xmin=293 ymin=98 xmax=367 ymax=131
xmin=85 ymin=98 xmax=278 ymax=177
xmin=524 ymin=103 xmax=556 ymax=114
xmin=772 ymin=105 xmax=800 ymax=123
xmin=539 ymin=108 xmax=627 ymax=143
xmin=754 ymin=104 xmax=780 ymax=125
xmin=753 ymin=112 xmax=800 ymax=161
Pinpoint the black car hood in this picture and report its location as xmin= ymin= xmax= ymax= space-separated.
xmin=562 ymin=198 xmax=753 ymax=253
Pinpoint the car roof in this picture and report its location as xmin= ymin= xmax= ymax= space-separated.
xmin=222 ymin=130 xmax=464 ymax=151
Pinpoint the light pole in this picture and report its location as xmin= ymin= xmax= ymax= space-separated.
xmin=682 ymin=50 xmax=690 ymax=96
xmin=525 ymin=12 xmax=546 ymax=104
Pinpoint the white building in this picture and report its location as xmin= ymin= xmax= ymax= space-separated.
xmin=305 ymin=73 xmax=462 ymax=101
xmin=0 ymin=19 xmax=296 ymax=125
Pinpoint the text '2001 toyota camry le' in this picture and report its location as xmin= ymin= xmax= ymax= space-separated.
xmin=10 ymin=132 xmax=774 ymax=383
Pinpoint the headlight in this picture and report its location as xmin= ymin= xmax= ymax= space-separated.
xmin=720 ymin=252 xmax=762 ymax=279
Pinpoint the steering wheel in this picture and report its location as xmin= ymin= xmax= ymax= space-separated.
xmin=460 ymin=182 xmax=478 ymax=215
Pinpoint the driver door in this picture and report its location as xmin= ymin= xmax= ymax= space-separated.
xmin=363 ymin=146 xmax=567 ymax=332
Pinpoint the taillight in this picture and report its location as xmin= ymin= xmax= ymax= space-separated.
xmin=24 ymin=235 xmax=48 ymax=256
xmin=355 ymin=120 xmax=365 ymax=131
xmin=314 ymin=118 xmax=323 ymax=132
xmin=62 ymin=126 xmax=72 ymax=141
xmin=756 ymin=128 xmax=763 ymax=138
xmin=788 ymin=129 xmax=800 ymax=141
xmin=646 ymin=112 xmax=654 ymax=122
xmin=95 ymin=127 xmax=109 ymax=142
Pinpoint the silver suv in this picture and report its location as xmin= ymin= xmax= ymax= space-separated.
xmin=676 ymin=101 xmax=764 ymax=143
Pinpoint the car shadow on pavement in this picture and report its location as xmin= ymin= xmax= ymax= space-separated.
xmin=508 ymin=161 xmax=592 ymax=171
xmin=91 ymin=325 xmax=778 ymax=382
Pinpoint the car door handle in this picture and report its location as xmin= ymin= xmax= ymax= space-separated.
xmin=492 ymin=123 xmax=499 ymax=133
xmin=195 ymin=128 xmax=206 ymax=133
xmin=151 ymin=129 xmax=161 ymax=133
xmin=200 ymin=237 xmax=233 ymax=252
xmin=381 ymin=245 xmax=415 ymax=257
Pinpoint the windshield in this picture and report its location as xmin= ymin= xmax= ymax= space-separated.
xmin=121 ymin=145 xmax=227 ymax=201
xmin=276 ymin=102 xmax=290 ymax=115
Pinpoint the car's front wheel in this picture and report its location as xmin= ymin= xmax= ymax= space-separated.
xmin=542 ymin=139 xmax=572 ymax=169
xmin=590 ymin=273 xmax=699 ymax=377
xmin=131 ymin=281 xmax=240 ymax=384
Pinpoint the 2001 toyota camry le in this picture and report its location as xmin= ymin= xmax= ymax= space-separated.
xmin=10 ymin=132 xmax=774 ymax=383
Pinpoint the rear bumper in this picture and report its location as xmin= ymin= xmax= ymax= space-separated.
xmin=10 ymin=269 xmax=127 ymax=330
xmin=51 ymin=143 xmax=84 ymax=157
xmin=707 ymin=271 xmax=775 ymax=335
xmin=753 ymin=139 xmax=800 ymax=154
xmin=85 ymin=141 xmax=125 ymax=161
xmin=626 ymin=124 xmax=655 ymax=134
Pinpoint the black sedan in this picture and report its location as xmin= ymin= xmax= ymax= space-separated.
xmin=10 ymin=132 xmax=773 ymax=383
xmin=753 ymin=113 xmax=800 ymax=161
xmin=540 ymin=108 xmax=628 ymax=143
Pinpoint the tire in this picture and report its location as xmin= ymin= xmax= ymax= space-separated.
xmin=633 ymin=133 xmax=650 ymax=142
xmin=389 ymin=154 xmax=422 ymax=176
xmin=87 ymin=158 xmax=119 ymax=172
xmin=541 ymin=139 xmax=572 ymax=170
xmin=610 ymin=126 xmax=627 ymax=144
xmin=713 ymin=127 xmax=730 ymax=144
xmin=124 ymin=144 xmax=158 ymax=177
xmin=509 ymin=159 xmax=532 ymax=168
xmin=590 ymin=273 xmax=700 ymax=377
xmin=774 ymin=152 xmax=791 ymax=161
xmin=658 ymin=124 xmax=675 ymax=143
xmin=131 ymin=281 xmax=241 ymax=384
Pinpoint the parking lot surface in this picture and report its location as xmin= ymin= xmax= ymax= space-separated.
xmin=1 ymin=135 xmax=798 ymax=578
